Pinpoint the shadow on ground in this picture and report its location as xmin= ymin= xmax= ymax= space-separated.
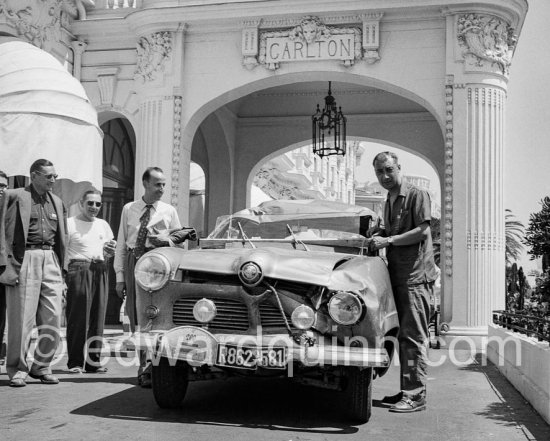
xmin=70 ymin=376 xmax=361 ymax=434
xmin=460 ymin=353 xmax=550 ymax=440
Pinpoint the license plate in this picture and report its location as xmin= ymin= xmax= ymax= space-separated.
xmin=216 ymin=344 xmax=287 ymax=370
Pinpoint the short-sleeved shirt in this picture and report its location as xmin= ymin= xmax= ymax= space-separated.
xmin=67 ymin=216 xmax=114 ymax=262
xmin=26 ymin=186 xmax=58 ymax=247
xmin=384 ymin=181 xmax=438 ymax=286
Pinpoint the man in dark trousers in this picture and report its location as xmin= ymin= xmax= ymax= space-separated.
xmin=370 ymin=151 xmax=438 ymax=413
xmin=113 ymin=166 xmax=181 ymax=387
xmin=65 ymin=189 xmax=116 ymax=374
xmin=0 ymin=159 xmax=68 ymax=387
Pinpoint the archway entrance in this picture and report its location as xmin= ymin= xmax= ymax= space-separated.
xmin=189 ymin=77 xmax=446 ymax=320
xmin=189 ymin=78 xmax=444 ymax=234
xmin=100 ymin=117 xmax=136 ymax=324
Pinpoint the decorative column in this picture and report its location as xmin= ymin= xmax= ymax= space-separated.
xmin=444 ymin=10 xmax=518 ymax=335
xmin=128 ymin=20 xmax=190 ymax=224
xmin=465 ymin=85 xmax=506 ymax=326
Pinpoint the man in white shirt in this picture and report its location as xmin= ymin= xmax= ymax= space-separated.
xmin=113 ymin=166 xmax=181 ymax=387
xmin=65 ymin=190 xmax=115 ymax=373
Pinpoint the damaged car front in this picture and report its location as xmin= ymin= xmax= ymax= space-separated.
xmin=131 ymin=199 xmax=398 ymax=423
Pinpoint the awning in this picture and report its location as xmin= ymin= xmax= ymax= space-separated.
xmin=0 ymin=38 xmax=103 ymax=200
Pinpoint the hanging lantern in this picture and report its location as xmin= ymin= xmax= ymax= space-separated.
xmin=312 ymin=81 xmax=347 ymax=158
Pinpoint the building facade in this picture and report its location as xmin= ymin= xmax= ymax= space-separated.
xmin=0 ymin=0 xmax=529 ymax=337
xmin=253 ymin=141 xmax=362 ymax=203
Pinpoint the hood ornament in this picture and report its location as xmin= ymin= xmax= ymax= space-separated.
xmin=239 ymin=261 xmax=264 ymax=287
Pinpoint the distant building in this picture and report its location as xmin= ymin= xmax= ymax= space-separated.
xmin=253 ymin=141 xmax=363 ymax=204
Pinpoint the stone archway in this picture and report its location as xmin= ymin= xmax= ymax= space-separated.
xmin=187 ymin=74 xmax=445 ymax=231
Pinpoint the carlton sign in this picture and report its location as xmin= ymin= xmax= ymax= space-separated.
xmin=257 ymin=16 xmax=363 ymax=70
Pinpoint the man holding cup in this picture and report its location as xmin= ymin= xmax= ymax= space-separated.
xmin=65 ymin=189 xmax=115 ymax=373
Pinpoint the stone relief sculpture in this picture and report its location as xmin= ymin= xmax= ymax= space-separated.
xmin=134 ymin=31 xmax=172 ymax=83
xmin=457 ymin=13 xmax=517 ymax=74
xmin=0 ymin=0 xmax=62 ymax=49
xmin=0 ymin=0 xmax=88 ymax=48
xmin=288 ymin=16 xmax=331 ymax=44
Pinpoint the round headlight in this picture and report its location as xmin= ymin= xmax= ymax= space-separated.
xmin=328 ymin=291 xmax=364 ymax=326
xmin=291 ymin=305 xmax=315 ymax=330
xmin=193 ymin=298 xmax=217 ymax=323
xmin=238 ymin=261 xmax=263 ymax=287
xmin=135 ymin=254 xmax=171 ymax=291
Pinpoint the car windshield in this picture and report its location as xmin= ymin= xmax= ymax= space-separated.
xmin=207 ymin=200 xmax=378 ymax=241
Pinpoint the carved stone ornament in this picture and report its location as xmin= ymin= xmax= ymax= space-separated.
xmin=134 ymin=31 xmax=173 ymax=83
xmin=171 ymin=95 xmax=183 ymax=207
xmin=258 ymin=16 xmax=362 ymax=70
xmin=457 ymin=13 xmax=517 ymax=75
xmin=0 ymin=0 xmax=68 ymax=49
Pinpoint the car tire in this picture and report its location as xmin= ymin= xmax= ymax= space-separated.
xmin=152 ymin=357 xmax=189 ymax=408
xmin=344 ymin=366 xmax=373 ymax=424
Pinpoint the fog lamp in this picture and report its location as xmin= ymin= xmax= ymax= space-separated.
xmin=193 ymin=298 xmax=217 ymax=323
xmin=291 ymin=305 xmax=315 ymax=330
xmin=328 ymin=291 xmax=363 ymax=325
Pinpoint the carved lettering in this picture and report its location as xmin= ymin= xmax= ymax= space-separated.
xmin=258 ymin=15 xmax=362 ymax=70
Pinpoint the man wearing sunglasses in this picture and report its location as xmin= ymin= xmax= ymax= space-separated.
xmin=0 ymin=159 xmax=68 ymax=387
xmin=65 ymin=190 xmax=115 ymax=374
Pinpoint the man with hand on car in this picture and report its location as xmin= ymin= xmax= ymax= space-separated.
xmin=114 ymin=166 xmax=192 ymax=387
xmin=370 ymin=151 xmax=438 ymax=413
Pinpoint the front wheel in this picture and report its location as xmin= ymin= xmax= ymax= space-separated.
xmin=151 ymin=357 xmax=189 ymax=408
xmin=343 ymin=367 xmax=373 ymax=424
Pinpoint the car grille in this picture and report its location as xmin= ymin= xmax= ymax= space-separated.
xmin=172 ymin=297 xmax=291 ymax=332
xmin=259 ymin=301 xmax=290 ymax=328
xmin=173 ymin=297 xmax=249 ymax=331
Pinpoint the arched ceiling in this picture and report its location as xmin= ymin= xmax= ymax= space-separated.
xmin=224 ymin=81 xmax=429 ymax=119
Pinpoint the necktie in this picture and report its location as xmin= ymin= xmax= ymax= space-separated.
xmin=134 ymin=204 xmax=153 ymax=259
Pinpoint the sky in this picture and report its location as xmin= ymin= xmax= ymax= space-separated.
xmin=355 ymin=0 xmax=550 ymax=272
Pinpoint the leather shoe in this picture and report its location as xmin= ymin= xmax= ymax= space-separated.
xmin=28 ymin=372 xmax=59 ymax=385
xmin=9 ymin=378 xmax=26 ymax=387
xmin=85 ymin=367 xmax=108 ymax=374
xmin=138 ymin=372 xmax=152 ymax=388
xmin=382 ymin=392 xmax=403 ymax=404
xmin=389 ymin=396 xmax=426 ymax=413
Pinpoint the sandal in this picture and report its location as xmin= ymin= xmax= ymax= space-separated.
xmin=68 ymin=367 xmax=83 ymax=374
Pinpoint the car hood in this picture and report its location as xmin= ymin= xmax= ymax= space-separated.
xmin=155 ymin=247 xmax=354 ymax=287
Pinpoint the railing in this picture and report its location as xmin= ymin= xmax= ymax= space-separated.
xmin=93 ymin=0 xmax=140 ymax=10
xmin=493 ymin=310 xmax=550 ymax=343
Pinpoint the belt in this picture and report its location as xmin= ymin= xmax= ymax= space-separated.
xmin=26 ymin=244 xmax=53 ymax=250
xmin=128 ymin=247 xmax=154 ymax=255
xmin=69 ymin=258 xmax=104 ymax=265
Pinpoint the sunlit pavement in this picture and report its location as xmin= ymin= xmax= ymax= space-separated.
xmin=1 ymin=341 xmax=549 ymax=441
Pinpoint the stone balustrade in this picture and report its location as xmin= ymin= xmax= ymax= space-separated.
xmin=94 ymin=0 xmax=139 ymax=10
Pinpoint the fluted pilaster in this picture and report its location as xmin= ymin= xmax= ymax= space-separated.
xmin=465 ymin=85 xmax=506 ymax=326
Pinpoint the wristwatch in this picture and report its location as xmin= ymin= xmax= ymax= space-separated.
xmin=387 ymin=236 xmax=394 ymax=246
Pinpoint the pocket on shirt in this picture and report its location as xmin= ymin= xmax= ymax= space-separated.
xmin=398 ymin=210 xmax=409 ymax=229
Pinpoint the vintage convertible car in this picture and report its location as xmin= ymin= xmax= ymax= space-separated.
xmin=132 ymin=199 xmax=398 ymax=423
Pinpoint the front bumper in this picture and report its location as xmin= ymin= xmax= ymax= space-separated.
xmin=127 ymin=326 xmax=390 ymax=368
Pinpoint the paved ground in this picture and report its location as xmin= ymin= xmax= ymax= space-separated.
xmin=1 ymin=346 xmax=549 ymax=441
